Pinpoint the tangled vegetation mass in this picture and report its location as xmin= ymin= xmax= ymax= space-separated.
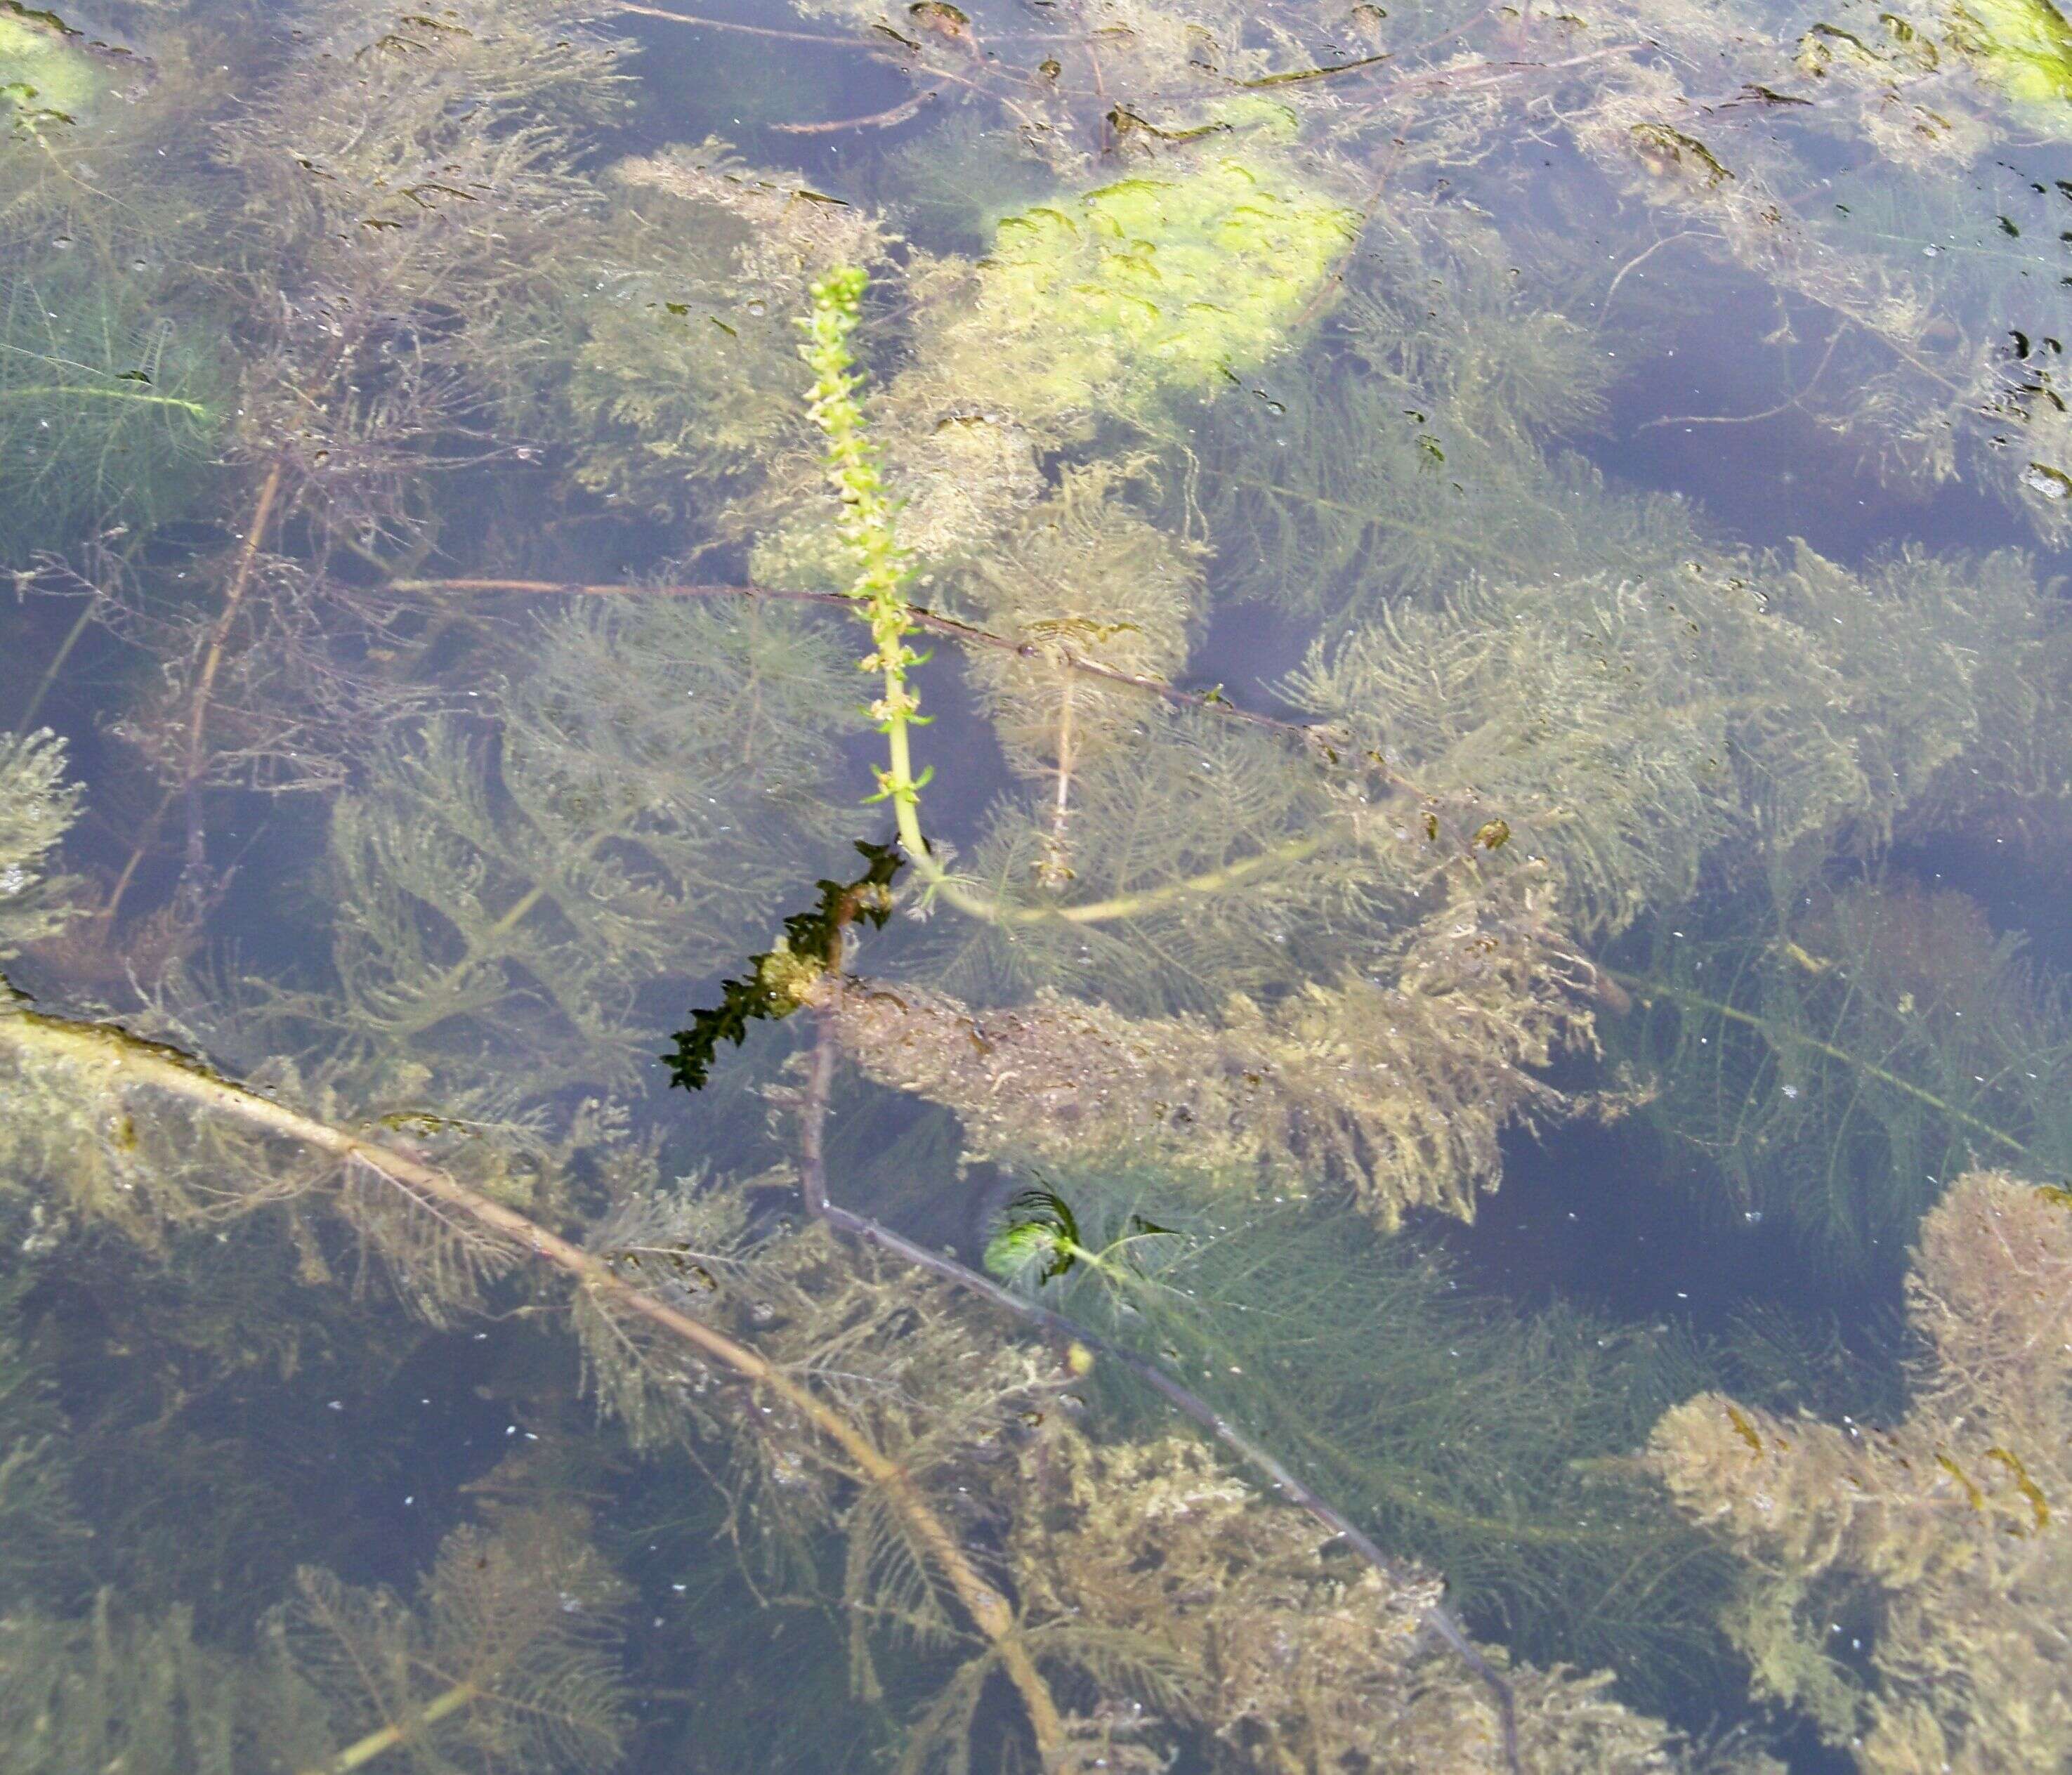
xmin=1 ymin=0 xmax=2069 ymax=1769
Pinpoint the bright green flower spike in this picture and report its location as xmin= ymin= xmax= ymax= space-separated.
xmin=945 ymin=152 xmax=1356 ymax=426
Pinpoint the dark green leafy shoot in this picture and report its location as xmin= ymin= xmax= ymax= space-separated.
xmin=984 ymin=1185 xmax=1177 ymax=1286
xmin=662 ymin=839 xmax=903 ymax=1091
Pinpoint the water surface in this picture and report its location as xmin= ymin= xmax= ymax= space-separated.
xmin=2 ymin=0 xmax=2070 ymax=1769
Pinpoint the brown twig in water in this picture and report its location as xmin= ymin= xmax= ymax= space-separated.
xmin=103 ymin=458 xmax=287 ymax=924
xmin=603 ymin=1 xmax=863 ymax=46
xmin=1042 ymin=669 xmax=1077 ymax=886
xmin=771 ymin=89 xmax=942 ymax=134
xmin=183 ymin=457 xmax=285 ymax=877
xmin=1344 ymin=44 xmax=1639 ymax=122
xmin=0 ymin=1002 xmax=1066 ymax=1763
xmin=1638 ymin=321 xmax=1846 ymax=432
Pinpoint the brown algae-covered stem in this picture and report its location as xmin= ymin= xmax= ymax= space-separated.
xmin=0 ymin=1005 xmax=1065 ymax=1762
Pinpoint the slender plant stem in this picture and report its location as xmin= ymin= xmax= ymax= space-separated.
xmin=99 ymin=782 xmax=178 ymax=927
xmin=0 ymin=1003 xmax=1065 ymax=1763
xmin=1614 ymin=973 xmax=2032 ymax=1159
xmin=1043 ymin=671 xmax=1076 ymax=885
xmin=105 ymin=455 xmax=288 ymax=922
xmin=310 ymin=1679 xmax=480 ymax=1774
xmin=15 ymin=587 xmax=102 ymax=735
xmin=0 ymin=384 xmax=210 ymax=417
xmin=771 ymin=89 xmax=942 ymax=134
xmin=181 ymin=456 xmax=285 ymax=877
xmin=602 ymin=1 xmax=862 ymax=45
xmin=1037 ymin=830 xmax=1329 ymax=924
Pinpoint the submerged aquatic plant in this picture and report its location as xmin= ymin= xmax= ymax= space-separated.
xmin=662 ymin=836 xmax=902 ymax=1089
xmin=0 ymin=1509 xmax=630 ymax=1775
xmin=0 ymin=270 xmax=221 ymax=556
xmin=1649 ymin=1170 xmax=2072 ymax=1769
xmin=816 ymin=865 xmax=1600 ymax=1228
xmin=0 ymin=757 xmax=1759 ymax=1773
xmin=0 ymin=732 xmax=76 ymax=964
xmin=1616 ymin=880 xmax=2072 ymax=1267
xmin=798 ymin=268 xmax=938 ymax=850
xmin=13 ymin=0 xmax=2072 ymax=1767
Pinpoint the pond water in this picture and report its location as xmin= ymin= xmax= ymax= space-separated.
xmin=2 ymin=1 xmax=2071 ymax=1771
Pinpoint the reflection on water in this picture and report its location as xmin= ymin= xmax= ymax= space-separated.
xmin=1 ymin=0 xmax=2069 ymax=1768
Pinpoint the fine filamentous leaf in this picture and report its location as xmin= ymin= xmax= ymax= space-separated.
xmin=0 ymin=273 xmax=221 ymax=554
xmin=278 ymin=597 xmax=862 ymax=1109
xmin=1618 ymin=879 xmax=2072 ymax=1267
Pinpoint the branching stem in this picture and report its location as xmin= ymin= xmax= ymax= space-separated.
xmin=0 ymin=1004 xmax=1065 ymax=1764
xmin=183 ymin=456 xmax=285 ymax=878
xmin=796 ymin=270 xmax=1339 ymax=932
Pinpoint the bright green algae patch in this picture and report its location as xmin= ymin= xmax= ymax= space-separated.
xmin=945 ymin=151 xmax=1358 ymax=424
xmin=1950 ymin=0 xmax=2072 ymax=103
xmin=0 ymin=18 xmax=103 ymax=124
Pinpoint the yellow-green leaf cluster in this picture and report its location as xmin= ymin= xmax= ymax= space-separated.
xmin=931 ymin=148 xmax=1356 ymax=429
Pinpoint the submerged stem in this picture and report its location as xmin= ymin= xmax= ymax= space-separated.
xmin=0 ymin=384 xmax=210 ymax=417
xmin=1615 ymin=973 xmax=2032 ymax=1159
xmin=313 ymin=1679 xmax=480 ymax=1774
xmin=183 ymin=457 xmax=285 ymax=879
xmin=795 ymin=271 xmax=1337 ymax=932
